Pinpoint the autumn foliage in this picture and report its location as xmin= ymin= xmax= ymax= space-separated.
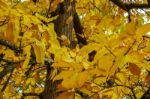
xmin=1 ymin=0 xmax=150 ymax=99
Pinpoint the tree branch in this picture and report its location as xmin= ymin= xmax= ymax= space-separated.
xmin=141 ymin=86 xmax=150 ymax=99
xmin=110 ymin=0 xmax=150 ymax=11
xmin=1 ymin=68 xmax=14 ymax=92
xmin=0 ymin=39 xmax=22 ymax=54
xmin=21 ymin=93 xmax=40 ymax=99
xmin=73 ymin=12 xmax=87 ymax=45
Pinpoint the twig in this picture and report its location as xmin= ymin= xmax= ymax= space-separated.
xmin=73 ymin=12 xmax=87 ymax=45
xmin=0 ymin=18 xmax=9 ymax=27
xmin=1 ymin=68 xmax=14 ymax=92
xmin=0 ymin=39 xmax=22 ymax=54
xmin=21 ymin=93 xmax=40 ymax=99
xmin=104 ymin=46 xmax=116 ymax=57
xmin=124 ymin=40 xmax=136 ymax=56
xmin=110 ymin=0 xmax=150 ymax=11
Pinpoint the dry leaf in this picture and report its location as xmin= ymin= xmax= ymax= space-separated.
xmin=128 ymin=63 xmax=140 ymax=76
xmin=66 ymin=16 xmax=73 ymax=25
xmin=67 ymin=6 xmax=72 ymax=12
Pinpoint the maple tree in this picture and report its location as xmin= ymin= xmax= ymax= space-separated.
xmin=1 ymin=0 xmax=150 ymax=99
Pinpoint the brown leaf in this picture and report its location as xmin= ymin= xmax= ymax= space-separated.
xmin=66 ymin=16 xmax=73 ymax=25
xmin=144 ymin=76 xmax=150 ymax=84
xmin=5 ymin=22 xmax=14 ymax=43
xmin=92 ymin=94 xmax=100 ymax=99
xmin=128 ymin=63 xmax=140 ymax=76
xmin=67 ymin=6 xmax=72 ymax=12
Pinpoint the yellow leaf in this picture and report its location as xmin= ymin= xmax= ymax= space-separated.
xmin=22 ymin=15 xmax=32 ymax=27
xmin=89 ymin=68 xmax=106 ymax=76
xmin=56 ymin=92 xmax=74 ymax=99
xmin=71 ymin=62 xmax=83 ymax=72
xmin=36 ymin=13 xmax=48 ymax=22
xmin=88 ymin=33 xmax=106 ymax=43
xmin=62 ymin=73 xmax=78 ymax=89
xmin=95 ymin=0 xmax=100 ymax=6
xmin=93 ymin=47 xmax=108 ymax=64
xmin=26 ymin=78 xmax=36 ymax=86
xmin=52 ymin=61 xmax=72 ymax=68
xmin=23 ymin=45 xmax=31 ymax=69
xmin=0 ymin=67 xmax=3 ymax=72
xmin=50 ymin=0 xmax=61 ymax=12
xmin=82 ymin=61 xmax=90 ymax=69
xmin=126 ymin=20 xmax=136 ymax=35
xmin=98 ymin=54 xmax=114 ymax=76
xmin=0 ymin=1 xmax=9 ymax=10
xmin=47 ymin=23 xmax=60 ymax=53
xmin=94 ymin=77 xmax=107 ymax=84
xmin=53 ymin=71 xmax=74 ymax=81
xmin=33 ymin=40 xmax=45 ymax=64
xmin=53 ymin=47 xmax=74 ymax=63
xmin=77 ymin=71 xmax=89 ymax=87
xmin=147 ymin=40 xmax=150 ymax=50
xmin=109 ymin=54 xmax=125 ymax=75
xmin=136 ymin=23 xmax=150 ymax=38
xmin=48 ymin=15 xmax=58 ymax=22
xmin=30 ymin=16 xmax=42 ymax=25
xmin=115 ymin=72 xmax=127 ymax=85
xmin=79 ymin=43 xmax=101 ymax=56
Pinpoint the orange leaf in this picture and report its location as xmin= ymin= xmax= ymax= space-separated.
xmin=5 ymin=22 xmax=14 ymax=43
xmin=77 ymin=71 xmax=89 ymax=87
xmin=128 ymin=63 xmax=140 ymax=76
xmin=144 ymin=76 xmax=150 ymax=84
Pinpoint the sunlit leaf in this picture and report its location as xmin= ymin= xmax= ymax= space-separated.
xmin=126 ymin=20 xmax=136 ymax=35
xmin=62 ymin=73 xmax=78 ymax=89
xmin=115 ymin=72 xmax=127 ymax=85
xmin=33 ymin=39 xmax=45 ymax=64
xmin=136 ymin=23 xmax=150 ymax=38
xmin=77 ymin=71 xmax=89 ymax=87
xmin=26 ymin=78 xmax=36 ymax=86
xmin=53 ymin=71 xmax=74 ymax=81
xmin=23 ymin=45 xmax=31 ymax=69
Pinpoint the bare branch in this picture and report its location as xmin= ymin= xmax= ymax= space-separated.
xmin=110 ymin=0 xmax=150 ymax=11
xmin=1 ymin=68 xmax=14 ymax=92
xmin=0 ymin=39 xmax=22 ymax=54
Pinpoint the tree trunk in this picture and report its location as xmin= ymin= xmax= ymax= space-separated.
xmin=40 ymin=0 xmax=75 ymax=99
xmin=54 ymin=0 xmax=75 ymax=48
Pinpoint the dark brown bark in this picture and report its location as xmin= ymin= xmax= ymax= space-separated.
xmin=40 ymin=0 xmax=88 ymax=98
xmin=110 ymin=0 xmax=150 ymax=11
xmin=39 ymin=61 xmax=58 ymax=99
xmin=54 ymin=0 xmax=75 ymax=48
xmin=40 ymin=0 xmax=76 ymax=99
xmin=73 ymin=12 xmax=87 ymax=45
